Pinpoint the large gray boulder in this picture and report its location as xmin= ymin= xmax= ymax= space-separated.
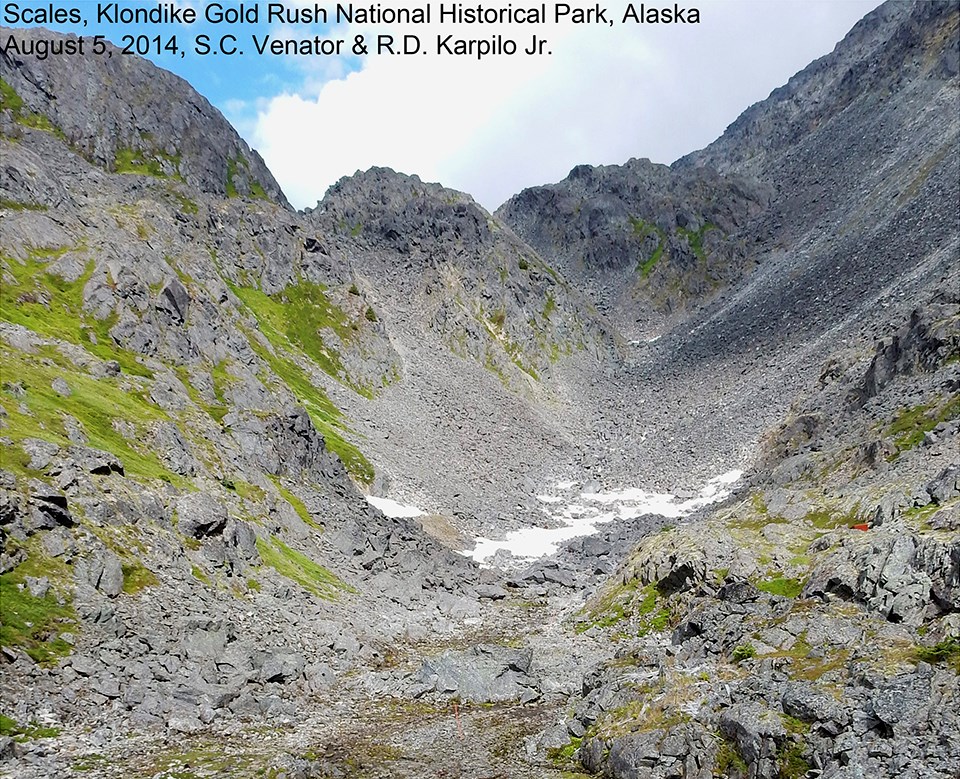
xmin=414 ymin=644 xmax=540 ymax=703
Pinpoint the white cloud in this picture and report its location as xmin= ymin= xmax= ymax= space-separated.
xmin=250 ymin=0 xmax=881 ymax=211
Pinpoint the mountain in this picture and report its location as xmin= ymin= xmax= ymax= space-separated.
xmin=1 ymin=2 xmax=958 ymax=778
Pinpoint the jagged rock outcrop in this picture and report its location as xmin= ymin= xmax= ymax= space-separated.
xmin=310 ymin=166 xmax=621 ymax=384
xmin=497 ymin=158 xmax=769 ymax=330
xmin=0 ymin=27 xmax=287 ymax=204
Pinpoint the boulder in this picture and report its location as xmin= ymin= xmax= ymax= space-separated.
xmin=415 ymin=644 xmax=539 ymax=703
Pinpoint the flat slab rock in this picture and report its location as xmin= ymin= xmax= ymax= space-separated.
xmin=413 ymin=644 xmax=540 ymax=703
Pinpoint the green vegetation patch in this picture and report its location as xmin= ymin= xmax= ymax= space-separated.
xmin=0 ymin=77 xmax=24 ymax=114
xmin=914 ymin=635 xmax=960 ymax=672
xmin=240 ymin=327 xmax=373 ymax=483
xmin=732 ymin=643 xmax=757 ymax=662
xmin=677 ymin=222 xmax=717 ymax=263
xmin=547 ymin=736 xmax=582 ymax=766
xmin=226 ymin=154 xmax=270 ymax=201
xmin=255 ymin=535 xmax=353 ymax=600
xmin=577 ymin=580 xmax=672 ymax=635
xmin=114 ymin=146 xmax=181 ymax=179
xmin=0 ymin=346 xmax=183 ymax=486
xmin=268 ymin=475 xmax=320 ymax=529
xmin=0 ymin=714 xmax=61 ymax=741
xmin=727 ymin=492 xmax=789 ymax=530
xmin=230 ymin=280 xmax=365 ymax=392
xmin=0 ymin=198 xmax=47 ymax=212
xmin=229 ymin=279 xmax=375 ymax=482
xmin=121 ymin=562 xmax=159 ymax=595
xmin=0 ymin=247 xmax=151 ymax=377
xmin=715 ymin=737 xmax=748 ymax=774
xmin=887 ymin=396 xmax=960 ymax=455
xmin=803 ymin=503 xmax=862 ymax=530
xmin=230 ymin=479 xmax=267 ymax=503
xmin=0 ymin=543 xmax=77 ymax=665
xmin=629 ymin=217 xmax=667 ymax=277
xmin=756 ymin=576 xmax=806 ymax=599
xmin=0 ymin=77 xmax=64 ymax=137
xmin=778 ymin=738 xmax=813 ymax=779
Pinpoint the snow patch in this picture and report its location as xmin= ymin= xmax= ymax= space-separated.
xmin=366 ymin=496 xmax=424 ymax=518
xmin=466 ymin=470 xmax=742 ymax=565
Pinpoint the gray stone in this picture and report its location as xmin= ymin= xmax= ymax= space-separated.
xmin=176 ymin=492 xmax=227 ymax=539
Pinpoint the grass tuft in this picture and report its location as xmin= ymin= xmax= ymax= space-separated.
xmin=256 ymin=535 xmax=353 ymax=599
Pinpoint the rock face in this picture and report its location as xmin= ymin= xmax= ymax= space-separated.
xmin=310 ymin=166 xmax=619 ymax=385
xmin=496 ymin=157 xmax=770 ymax=331
xmin=0 ymin=27 xmax=287 ymax=204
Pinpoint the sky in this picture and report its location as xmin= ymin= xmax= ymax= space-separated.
xmin=7 ymin=0 xmax=882 ymax=210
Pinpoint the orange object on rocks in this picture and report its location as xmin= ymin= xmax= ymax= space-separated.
xmin=853 ymin=523 xmax=870 ymax=531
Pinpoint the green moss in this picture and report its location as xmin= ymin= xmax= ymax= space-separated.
xmin=0 ymin=77 xmax=24 ymax=114
xmin=191 ymin=565 xmax=210 ymax=585
xmin=542 ymin=293 xmax=556 ymax=319
xmin=914 ymin=635 xmax=960 ymax=672
xmin=229 ymin=281 xmax=374 ymax=482
xmin=249 ymin=180 xmax=270 ymax=202
xmin=638 ymin=243 xmax=665 ymax=278
xmin=255 ymin=535 xmax=353 ymax=600
xmin=778 ymin=738 xmax=812 ymax=779
xmin=114 ymin=146 xmax=180 ymax=179
xmin=732 ymin=643 xmax=757 ymax=662
xmin=676 ymin=222 xmax=717 ymax=263
xmin=121 ymin=562 xmax=159 ymax=595
xmin=715 ymin=737 xmax=748 ymax=774
xmin=169 ymin=189 xmax=199 ymax=216
xmin=226 ymin=156 xmax=240 ymax=197
xmin=230 ymin=280 xmax=363 ymax=390
xmin=887 ymin=396 xmax=960 ymax=455
xmin=577 ymin=580 xmax=671 ymax=635
xmin=0 ymin=78 xmax=64 ymax=138
xmin=71 ymin=754 xmax=109 ymax=772
xmin=226 ymin=155 xmax=270 ymax=201
xmin=755 ymin=576 xmax=805 ymax=599
xmin=174 ymin=363 xmax=227 ymax=424
xmin=804 ymin=503 xmax=862 ymax=530
xmin=0 ymin=714 xmax=61 ymax=740
xmin=547 ymin=736 xmax=582 ymax=765
xmin=240 ymin=330 xmax=373 ymax=483
xmin=268 ymin=475 xmax=320 ymax=530
xmin=229 ymin=479 xmax=267 ymax=503
xmin=629 ymin=217 xmax=668 ymax=277
xmin=0 ymin=198 xmax=47 ymax=211
xmin=728 ymin=493 xmax=789 ymax=529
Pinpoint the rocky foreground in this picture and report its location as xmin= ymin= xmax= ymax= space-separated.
xmin=1 ymin=1 xmax=959 ymax=778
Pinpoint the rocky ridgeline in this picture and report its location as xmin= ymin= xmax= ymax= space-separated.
xmin=496 ymin=157 xmax=770 ymax=335
xmin=0 ymin=27 xmax=286 ymax=204
xmin=677 ymin=1 xmax=959 ymax=178
xmin=310 ymin=166 xmax=621 ymax=386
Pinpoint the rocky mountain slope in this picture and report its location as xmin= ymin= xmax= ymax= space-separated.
xmin=1 ymin=1 xmax=958 ymax=778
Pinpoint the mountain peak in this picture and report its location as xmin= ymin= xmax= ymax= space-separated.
xmin=0 ymin=26 xmax=288 ymax=205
